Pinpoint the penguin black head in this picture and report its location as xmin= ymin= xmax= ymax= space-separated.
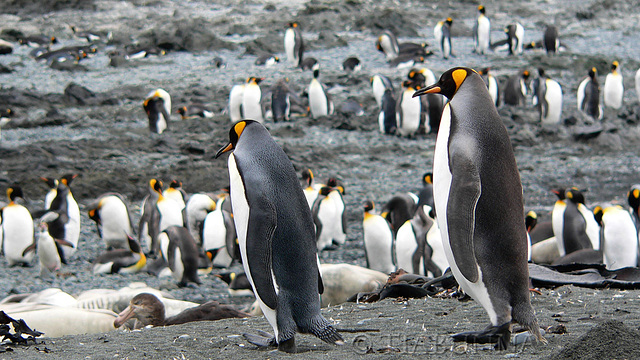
xmin=363 ymin=200 xmax=375 ymax=212
xmin=628 ymin=185 xmax=640 ymax=213
xmin=423 ymin=172 xmax=433 ymax=185
xmin=40 ymin=176 xmax=58 ymax=189
xmin=88 ymin=207 xmax=100 ymax=224
xmin=215 ymin=120 xmax=258 ymax=158
xmin=312 ymin=67 xmax=320 ymax=79
xmin=247 ymin=77 xmax=264 ymax=85
xmin=318 ymin=186 xmax=332 ymax=197
xmin=588 ymin=67 xmax=597 ymax=79
xmin=150 ymin=179 xmax=163 ymax=193
xmin=522 ymin=70 xmax=530 ymax=80
xmin=302 ymin=169 xmax=314 ymax=185
xmin=478 ymin=5 xmax=486 ymax=14
xmin=593 ymin=206 xmax=604 ymax=226
xmin=51 ymin=36 xmax=58 ymax=44
xmin=551 ymin=188 xmax=565 ymax=200
xmin=326 ymin=177 xmax=345 ymax=194
xmin=538 ymin=68 xmax=545 ymax=77
xmin=525 ymin=210 xmax=537 ymax=232
xmin=445 ymin=17 xmax=453 ymax=26
xmin=288 ymin=22 xmax=299 ymax=29
xmin=60 ymin=173 xmax=78 ymax=186
xmin=177 ymin=106 xmax=187 ymax=118
xmin=566 ymin=187 xmax=586 ymax=204
xmin=169 ymin=180 xmax=182 ymax=189
xmin=478 ymin=67 xmax=490 ymax=75
xmin=128 ymin=235 xmax=143 ymax=254
xmin=7 ymin=186 xmax=24 ymax=203
xmin=412 ymin=67 xmax=475 ymax=100
xmin=611 ymin=61 xmax=619 ymax=71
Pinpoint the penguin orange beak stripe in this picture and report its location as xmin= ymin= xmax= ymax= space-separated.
xmin=215 ymin=143 xmax=234 ymax=158
xmin=412 ymin=86 xmax=441 ymax=98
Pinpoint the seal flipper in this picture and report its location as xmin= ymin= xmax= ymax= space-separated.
xmin=246 ymin=195 xmax=278 ymax=309
xmin=447 ymin=149 xmax=481 ymax=282
xmin=451 ymin=322 xmax=511 ymax=350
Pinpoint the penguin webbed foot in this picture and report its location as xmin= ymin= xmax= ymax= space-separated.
xmin=451 ymin=322 xmax=511 ymax=351
xmin=243 ymin=329 xmax=277 ymax=348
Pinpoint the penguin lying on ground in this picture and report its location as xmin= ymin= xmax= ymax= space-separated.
xmin=92 ymin=236 xmax=146 ymax=274
xmin=216 ymin=120 xmax=344 ymax=353
xmin=413 ymin=67 xmax=544 ymax=350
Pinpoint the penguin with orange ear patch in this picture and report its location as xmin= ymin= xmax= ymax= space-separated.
xmin=413 ymin=67 xmax=543 ymax=349
xmin=143 ymin=89 xmax=171 ymax=134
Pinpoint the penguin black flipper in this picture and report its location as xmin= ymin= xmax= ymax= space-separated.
xmin=447 ymin=151 xmax=481 ymax=282
xmin=222 ymin=210 xmax=238 ymax=261
xmin=246 ymin=195 xmax=278 ymax=310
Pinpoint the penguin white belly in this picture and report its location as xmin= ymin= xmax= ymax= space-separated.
xmin=202 ymin=210 xmax=233 ymax=268
xmin=228 ymin=154 xmax=279 ymax=338
xmin=363 ymin=215 xmax=395 ymax=274
xmin=487 ymin=76 xmax=499 ymax=105
xmin=171 ymin=248 xmax=185 ymax=282
xmin=316 ymin=197 xmax=337 ymax=251
xmin=100 ymin=197 xmax=131 ymax=248
xmin=229 ymin=85 xmax=245 ymax=122
xmin=433 ymin=23 xmax=443 ymax=49
xmin=442 ymin=37 xmax=451 ymax=58
xmin=2 ymin=205 xmax=35 ymax=266
xmin=579 ymin=204 xmax=601 ymax=250
xmin=328 ymin=191 xmax=346 ymax=245
xmin=158 ymin=198 xmax=184 ymax=232
xmin=380 ymin=36 xmax=396 ymax=59
xmin=635 ymin=68 xmax=640 ymax=102
xmin=44 ymin=190 xmax=57 ymax=210
xmin=551 ymin=202 xmax=567 ymax=256
xmin=62 ymin=194 xmax=81 ymax=259
xmin=92 ymin=262 xmax=114 ymax=275
xmin=309 ymin=80 xmax=329 ymax=118
xmin=426 ymin=222 xmax=448 ymax=274
xmin=284 ymin=29 xmax=296 ymax=65
xmin=397 ymin=92 xmax=421 ymax=137
xmin=604 ymin=73 xmax=624 ymax=109
xmin=156 ymin=116 xmax=167 ymax=134
xmin=378 ymin=111 xmax=385 ymax=133
xmin=372 ymin=78 xmax=386 ymax=107
xmin=303 ymin=187 xmax=319 ymax=209
xmin=515 ymin=23 xmax=525 ymax=54
xmin=433 ymin=104 xmax=498 ymax=325
xmin=163 ymin=189 xmax=186 ymax=210
xmin=576 ymin=78 xmax=588 ymax=111
xmin=602 ymin=208 xmax=638 ymax=269
xmin=242 ymin=85 xmax=263 ymax=123
xmin=395 ymin=221 xmax=421 ymax=275
xmin=542 ymin=79 xmax=563 ymax=125
xmin=476 ymin=17 xmax=491 ymax=54
xmin=38 ymin=230 xmax=61 ymax=275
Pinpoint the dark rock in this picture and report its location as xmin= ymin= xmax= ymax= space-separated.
xmin=64 ymin=83 xmax=95 ymax=105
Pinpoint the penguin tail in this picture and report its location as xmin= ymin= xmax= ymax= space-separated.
xmin=512 ymin=301 xmax=546 ymax=344
xmin=307 ymin=315 xmax=344 ymax=345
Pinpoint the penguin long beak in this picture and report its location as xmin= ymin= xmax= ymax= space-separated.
xmin=412 ymin=85 xmax=441 ymax=98
xmin=215 ymin=143 xmax=233 ymax=158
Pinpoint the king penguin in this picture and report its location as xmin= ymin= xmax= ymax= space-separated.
xmin=433 ymin=18 xmax=453 ymax=59
xmin=503 ymin=70 xmax=530 ymax=106
xmin=396 ymin=80 xmax=424 ymax=137
xmin=577 ymin=67 xmax=603 ymax=120
xmin=284 ymin=22 xmax=304 ymax=67
xmin=531 ymin=68 xmax=563 ymax=125
xmin=184 ymin=193 xmax=217 ymax=247
xmin=143 ymin=89 xmax=171 ymax=134
xmin=543 ymin=25 xmax=559 ymax=54
xmin=603 ymin=61 xmax=624 ymax=110
xmin=34 ymin=213 xmax=67 ymax=277
xmin=242 ymin=77 xmax=265 ymax=123
xmin=362 ymin=200 xmax=395 ymax=274
xmin=40 ymin=176 xmax=58 ymax=210
xmin=215 ymin=120 xmax=343 ymax=352
xmin=371 ymin=74 xmax=394 ymax=107
xmin=92 ymin=235 xmax=146 ymax=274
xmin=593 ymin=205 xmax=638 ymax=270
xmin=505 ymin=23 xmax=525 ymax=55
xmin=413 ymin=67 xmax=543 ymax=349
xmin=376 ymin=30 xmax=400 ymax=60
xmin=565 ymin=187 xmax=600 ymax=250
xmin=1 ymin=186 xmax=35 ymax=266
xmin=202 ymin=200 xmax=236 ymax=268
xmin=551 ymin=188 xmax=593 ymax=257
xmin=158 ymin=225 xmax=201 ymax=286
xmin=57 ymin=174 xmax=81 ymax=260
xmin=308 ymin=67 xmax=334 ymax=118
xmin=473 ymin=5 xmax=491 ymax=55
xmin=88 ymin=193 xmax=134 ymax=250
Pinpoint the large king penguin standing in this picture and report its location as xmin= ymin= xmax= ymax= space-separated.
xmin=215 ymin=120 xmax=343 ymax=353
xmin=413 ymin=68 xmax=543 ymax=350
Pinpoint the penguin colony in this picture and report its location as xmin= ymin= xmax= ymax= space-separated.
xmin=2 ymin=2 xmax=640 ymax=355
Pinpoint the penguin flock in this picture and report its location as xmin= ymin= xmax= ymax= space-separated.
xmin=3 ymin=1 xmax=640 ymax=355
